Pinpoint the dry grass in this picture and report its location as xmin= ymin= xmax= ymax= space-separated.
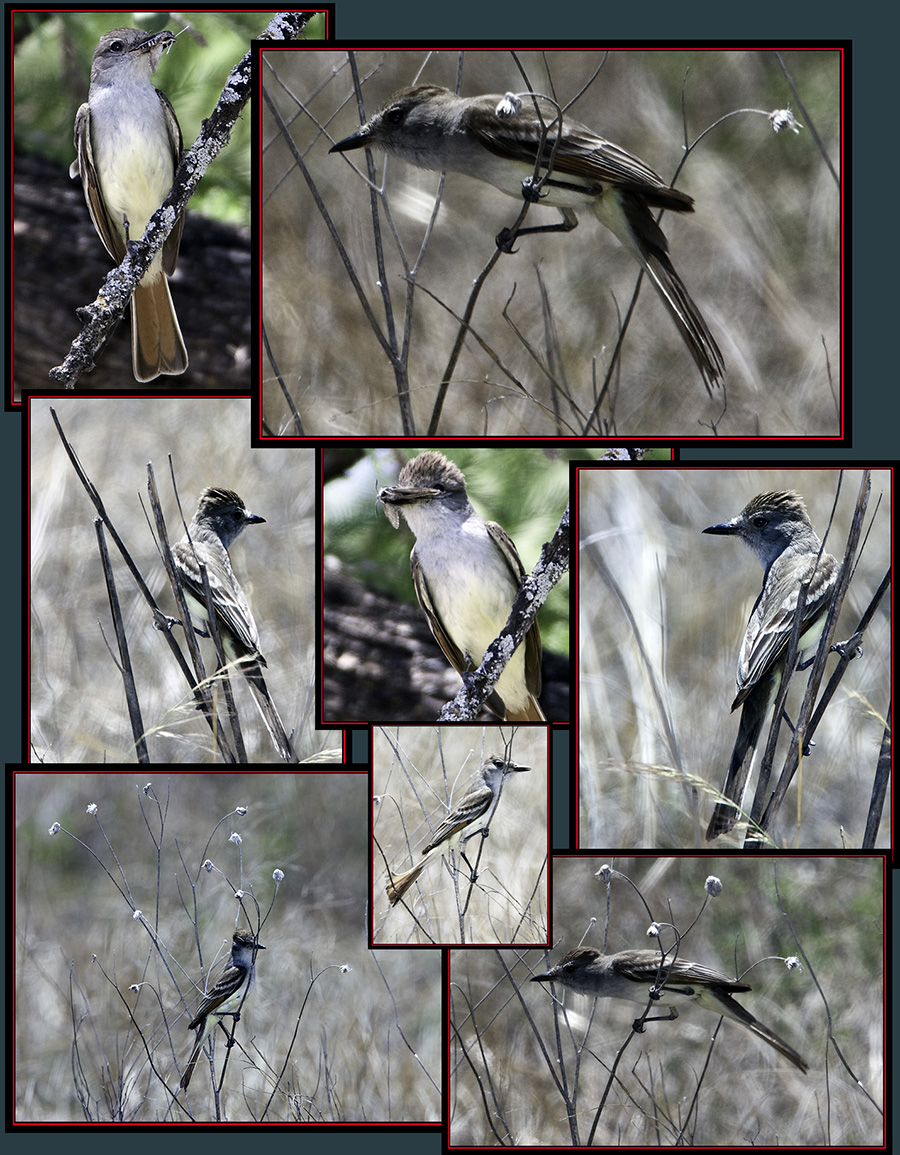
xmin=578 ymin=468 xmax=891 ymax=848
xmin=372 ymin=726 xmax=548 ymax=943
xmin=450 ymin=856 xmax=883 ymax=1146
xmin=30 ymin=396 xmax=339 ymax=764
xmin=14 ymin=772 xmax=440 ymax=1122
xmin=263 ymin=49 xmax=840 ymax=436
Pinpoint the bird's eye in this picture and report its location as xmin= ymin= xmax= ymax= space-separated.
xmin=110 ymin=40 xmax=125 ymax=53
xmin=386 ymin=107 xmax=404 ymax=125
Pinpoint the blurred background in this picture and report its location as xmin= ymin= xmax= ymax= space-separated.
xmin=13 ymin=11 xmax=326 ymax=391
xmin=450 ymin=855 xmax=882 ymax=1146
xmin=30 ymin=397 xmax=339 ymax=763
xmin=323 ymin=446 xmax=579 ymax=722
xmin=14 ymin=772 xmax=440 ymax=1122
xmin=263 ymin=48 xmax=840 ymax=437
xmin=578 ymin=467 xmax=891 ymax=847
xmin=372 ymin=725 xmax=548 ymax=942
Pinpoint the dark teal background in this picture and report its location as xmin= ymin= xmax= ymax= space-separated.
xmin=5 ymin=9 xmax=877 ymax=1146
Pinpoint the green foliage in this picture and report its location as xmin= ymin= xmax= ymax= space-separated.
xmin=14 ymin=12 xmax=324 ymax=224
xmin=324 ymin=448 xmax=624 ymax=658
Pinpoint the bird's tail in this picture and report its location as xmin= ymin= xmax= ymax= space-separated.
xmin=706 ymin=677 xmax=770 ymax=840
xmin=386 ymin=858 xmax=428 ymax=906
xmin=716 ymin=991 xmax=809 ymax=1073
xmin=241 ymin=658 xmax=299 ymax=763
xmin=595 ymin=189 xmax=725 ymax=393
xmin=180 ymin=1031 xmax=205 ymax=1090
xmin=504 ymin=693 xmax=546 ymax=722
xmin=640 ymin=249 xmax=725 ymax=394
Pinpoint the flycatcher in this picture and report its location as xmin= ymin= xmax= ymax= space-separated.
xmin=331 ymin=85 xmax=724 ymax=391
xmin=172 ymin=487 xmax=298 ymax=763
xmin=180 ymin=929 xmax=264 ymax=1091
xmin=531 ymin=947 xmax=808 ymax=1073
xmin=703 ymin=491 xmax=839 ymax=839
xmin=377 ymin=452 xmax=544 ymax=721
xmin=386 ymin=753 xmax=530 ymax=905
xmin=71 ymin=27 xmax=188 ymax=382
